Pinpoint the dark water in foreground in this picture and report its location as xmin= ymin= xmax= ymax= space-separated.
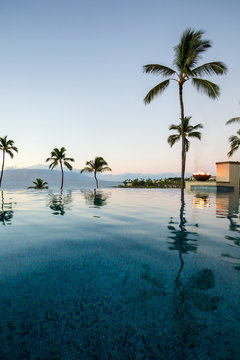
xmin=0 ymin=188 xmax=240 ymax=359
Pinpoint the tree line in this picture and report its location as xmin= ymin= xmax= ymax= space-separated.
xmin=120 ymin=178 xmax=182 ymax=188
xmin=0 ymin=140 xmax=112 ymax=190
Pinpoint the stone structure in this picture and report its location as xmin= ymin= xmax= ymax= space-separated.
xmin=185 ymin=161 xmax=240 ymax=192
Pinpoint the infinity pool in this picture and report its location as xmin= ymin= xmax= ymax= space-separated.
xmin=0 ymin=188 xmax=240 ymax=359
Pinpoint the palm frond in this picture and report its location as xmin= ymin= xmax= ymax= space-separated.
xmin=6 ymin=150 xmax=14 ymax=159
xmin=63 ymin=161 xmax=73 ymax=171
xmin=226 ymin=117 xmax=240 ymax=125
xmin=48 ymin=161 xmax=58 ymax=170
xmin=228 ymin=143 xmax=239 ymax=157
xmin=143 ymin=64 xmax=176 ymax=77
xmin=11 ymin=146 xmax=18 ymax=153
xmin=167 ymin=134 xmax=180 ymax=147
xmin=190 ymin=123 xmax=203 ymax=130
xmin=94 ymin=157 xmax=108 ymax=167
xmin=191 ymin=61 xmax=227 ymax=77
xmin=191 ymin=78 xmax=220 ymax=98
xmin=187 ymin=131 xmax=202 ymax=140
xmin=144 ymin=80 xmax=170 ymax=104
xmin=169 ymin=124 xmax=181 ymax=131
xmin=227 ymin=134 xmax=240 ymax=157
xmin=86 ymin=160 xmax=94 ymax=167
xmin=81 ymin=167 xmax=93 ymax=173
xmin=98 ymin=166 xmax=112 ymax=173
xmin=174 ymin=29 xmax=211 ymax=72
xmin=183 ymin=116 xmax=191 ymax=127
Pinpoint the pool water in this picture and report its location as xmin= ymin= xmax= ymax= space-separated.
xmin=0 ymin=188 xmax=240 ymax=359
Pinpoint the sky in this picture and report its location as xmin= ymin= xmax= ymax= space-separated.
xmin=0 ymin=0 xmax=239 ymax=175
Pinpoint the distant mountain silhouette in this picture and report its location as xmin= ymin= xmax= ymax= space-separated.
xmin=1 ymin=169 xmax=119 ymax=190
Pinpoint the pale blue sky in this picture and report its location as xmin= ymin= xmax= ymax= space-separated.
xmin=0 ymin=0 xmax=239 ymax=174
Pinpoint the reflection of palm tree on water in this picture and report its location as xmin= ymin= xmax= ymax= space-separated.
xmin=167 ymin=195 xmax=199 ymax=356
xmin=0 ymin=191 xmax=15 ymax=225
xmin=167 ymin=195 xmax=220 ymax=358
xmin=47 ymin=191 xmax=72 ymax=216
xmin=168 ymin=195 xmax=198 ymax=284
xmin=168 ymin=196 xmax=219 ymax=306
xmin=81 ymin=189 xmax=111 ymax=208
xmin=139 ymin=195 xmax=220 ymax=357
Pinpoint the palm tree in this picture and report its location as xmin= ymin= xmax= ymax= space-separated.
xmin=46 ymin=147 xmax=74 ymax=190
xmin=143 ymin=28 xmax=227 ymax=192
xmin=168 ymin=116 xmax=203 ymax=163
xmin=0 ymin=136 xmax=18 ymax=187
xmin=80 ymin=156 xmax=112 ymax=189
xmin=227 ymin=130 xmax=240 ymax=157
xmin=28 ymin=178 xmax=49 ymax=189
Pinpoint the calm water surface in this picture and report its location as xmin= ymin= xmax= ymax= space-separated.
xmin=0 ymin=188 xmax=240 ymax=359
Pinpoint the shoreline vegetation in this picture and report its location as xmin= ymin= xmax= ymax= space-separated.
xmin=118 ymin=177 xmax=183 ymax=188
xmin=118 ymin=177 xmax=216 ymax=189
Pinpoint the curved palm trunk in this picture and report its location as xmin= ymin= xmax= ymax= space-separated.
xmin=94 ymin=171 xmax=99 ymax=189
xmin=179 ymin=84 xmax=185 ymax=196
xmin=0 ymin=151 xmax=6 ymax=188
xmin=60 ymin=161 xmax=64 ymax=190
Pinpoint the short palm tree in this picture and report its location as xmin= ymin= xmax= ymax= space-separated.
xmin=0 ymin=136 xmax=18 ymax=187
xmin=28 ymin=178 xmax=48 ymax=189
xmin=46 ymin=147 xmax=74 ymax=190
xmin=143 ymin=28 xmax=227 ymax=191
xmin=227 ymin=130 xmax=240 ymax=157
xmin=168 ymin=116 xmax=203 ymax=163
xmin=80 ymin=156 xmax=112 ymax=189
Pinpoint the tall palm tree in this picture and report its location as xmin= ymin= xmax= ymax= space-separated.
xmin=28 ymin=178 xmax=48 ymax=189
xmin=168 ymin=116 xmax=203 ymax=163
xmin=80 ymin=156 xmax=112 ymax=189
xmin=46 ymin=147 xmax=74 ymax=190
xmin=227 ymin=130 xmax=240 ymax=157
xmin=0 ymin=136 xmax=18 ymax=187
xmin=143 ymin=28 xmax=227 ymax=192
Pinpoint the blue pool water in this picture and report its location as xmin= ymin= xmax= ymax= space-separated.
xmin=0 ymin=188 xmax=240 ymax=359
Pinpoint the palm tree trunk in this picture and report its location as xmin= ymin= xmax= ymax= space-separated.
xmin=0 ymin=151 xmax=5 ymax=188
xmin=60 ymin=161 xmax=64 ymax=190
xmin=94 ymin=171 xmax=98 ymax=189
xmin=179 ymin=84 xmax=185 ymax=196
